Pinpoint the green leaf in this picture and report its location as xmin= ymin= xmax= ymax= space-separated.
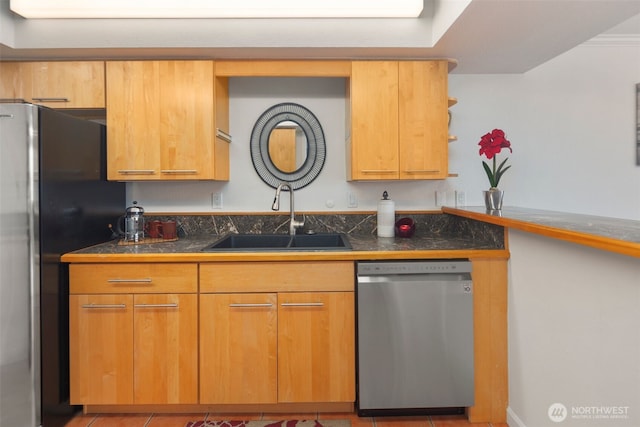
xmin=495 ymin=157 xmax=510 ymax=174
xmin=494 ymin=165 xmax=511 ymax=187
xmin=482 ymin=160 xmax=496 ymax=187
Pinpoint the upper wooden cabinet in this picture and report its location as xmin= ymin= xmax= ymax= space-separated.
xmin=348 ymin=60 xmax=450 ymax=180
xmin=0 ymin=61 xmax=105 ymax=108
xmin=106 ymin=60 xmax=230 ymax=181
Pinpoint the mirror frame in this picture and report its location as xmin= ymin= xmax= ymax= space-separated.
xmin=250 ymin=102 xmax=326 ymax=190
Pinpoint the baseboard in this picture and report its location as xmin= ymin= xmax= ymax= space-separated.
xmin=83 ymin=402 xmax=354 ymax=414
xmin=507 ymin=406 xmax=527 ymax=427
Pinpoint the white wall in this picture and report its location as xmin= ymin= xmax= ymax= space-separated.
xmin=507 ymin=230 xmax=640 ymax=427
xmin=448 ymin=43 xmax=640 ymax=220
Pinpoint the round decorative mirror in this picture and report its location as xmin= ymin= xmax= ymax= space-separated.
xmin=250 ymin=103 xmax=326 ymax=190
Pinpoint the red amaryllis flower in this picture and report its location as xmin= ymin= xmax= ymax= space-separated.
xmin=478 ymin=129 xmax=512 ymax=188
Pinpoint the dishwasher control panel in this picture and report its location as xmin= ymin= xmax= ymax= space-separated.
xmin=357 ymin=260 xmax=471 ymax=276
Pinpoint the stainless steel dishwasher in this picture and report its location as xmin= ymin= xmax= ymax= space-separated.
xmin=356 ymin=260 xmax=474 ymax=416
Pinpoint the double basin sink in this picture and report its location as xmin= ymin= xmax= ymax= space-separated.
xmin=202 ymin=233 xmax=351 ymax=252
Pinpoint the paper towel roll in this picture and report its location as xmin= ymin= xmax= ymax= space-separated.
xmin=377 ymin=191 xmax=395 ymax=238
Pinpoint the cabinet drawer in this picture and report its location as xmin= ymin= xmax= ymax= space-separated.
xmin=70 ymin=263 xmax=197 ymax=294
xmin=200 ymin=261 xmax=354 ymax=293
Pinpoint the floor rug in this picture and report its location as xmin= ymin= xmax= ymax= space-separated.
xmin=186 ymin=420 xmax=351 ymax=427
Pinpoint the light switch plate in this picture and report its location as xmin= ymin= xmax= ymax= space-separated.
xmin=212 ymin=192 xmax=223 ymax=209
xmin=347 ymin=192 xmax=358 ymax=208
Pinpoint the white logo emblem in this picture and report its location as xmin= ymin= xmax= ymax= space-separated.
xmin=548 ymin=403 xmax=568 ymax=423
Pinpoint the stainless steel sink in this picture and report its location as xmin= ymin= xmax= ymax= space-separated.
xmin=201 ymin=233 xmax=352 ymax=252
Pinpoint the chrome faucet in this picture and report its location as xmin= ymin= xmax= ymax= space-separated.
xmin=272 ymin=183 xmax=305 ymax=235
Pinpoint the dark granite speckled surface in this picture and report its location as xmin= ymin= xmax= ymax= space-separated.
xmin=71 ymin=213 xmax=504 ymax=255
xmin=458 ymin=207 xmax=640 ymax=244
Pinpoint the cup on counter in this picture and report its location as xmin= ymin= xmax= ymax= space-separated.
xmin=162 ymin=220 xmax=177 ymax=240
xmin=147 ymin=220 xmax=163 ymax=238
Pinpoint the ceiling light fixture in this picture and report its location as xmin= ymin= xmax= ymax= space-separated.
xmin=10 ymin=0 xmax=424 ymax=19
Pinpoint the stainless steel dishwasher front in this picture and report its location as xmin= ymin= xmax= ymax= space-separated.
xmin=356 ymin=260 xmax=474 ymax=416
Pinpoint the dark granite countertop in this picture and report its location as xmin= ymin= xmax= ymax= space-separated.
xmin=443 ymin=206 xmax=640 ymax=258
xmin=69 ymin=232 xmax=501 ymax=255
xmin=62 ymin=212 xmax=508 ymax=262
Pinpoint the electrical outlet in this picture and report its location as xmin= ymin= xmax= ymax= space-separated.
xmin=435 ymin=191 xmax=447 ymax=207
xmin=212 ymin=192 xmax=223 ymax=209
xmin=455 ymin=191 xmax=466 ymax=207
xmin=347 ymin=192 xmax=358 ymax=208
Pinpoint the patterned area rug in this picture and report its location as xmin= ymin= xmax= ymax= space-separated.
xmin=186 ymin=421 xmax=351 ymax=427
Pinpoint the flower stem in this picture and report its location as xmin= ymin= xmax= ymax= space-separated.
xmin=492 ymin=156 xmax=497 ymax=187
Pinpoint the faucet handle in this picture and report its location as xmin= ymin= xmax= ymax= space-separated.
xmin=293 ymin=217 xmax=305 ymax=228
xmin=291 ymin=214 xmax=305 ymax=234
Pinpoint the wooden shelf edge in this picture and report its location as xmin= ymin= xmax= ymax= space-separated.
xmin=215 ymin=60 xmax=352 ymax=77
xmin=448 ymin=135 xmax=458 ymax=142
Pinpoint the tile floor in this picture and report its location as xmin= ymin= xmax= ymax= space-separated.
xmin=61 ymin=411 xmax=510 ymax=427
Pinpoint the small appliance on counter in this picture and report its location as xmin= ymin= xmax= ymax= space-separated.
xmin=117 ymin=201 xmax=145 ymax=242
xmin=112 ymin=204 xmax=179 ymax=245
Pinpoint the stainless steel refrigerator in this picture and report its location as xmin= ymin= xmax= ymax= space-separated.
xmin=0 ymin=103 xmax=125 ymax=427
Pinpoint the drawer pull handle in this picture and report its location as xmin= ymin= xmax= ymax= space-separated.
xmin=81 ymin=304 xmax=126 ymax=309
xmin=229 ymin=303 xmax=274 ymax=308
xmin=280 ymin=302 xmax=324 ymax=307
xmin=117 ymin=170 xmax=156 ymax=175
xmin=134 ymin=303 xmax=178 ymax=308
xmin=107 ymin=278 xmax=153 ymax=283
xmin=403 ymin=169 xmax=440 ymax=174
xmin=32 ymin=97 xmax=69 ymax=102
xmin=160 ymin=169 xmax=198 ymax=174
xmin=216 ymin=129 xmax=232 ymax=143
xmin=361 ymin=170 xmax=397 ymax=174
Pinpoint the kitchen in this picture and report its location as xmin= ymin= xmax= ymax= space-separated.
xmin=0 ymin=1 xmax=639 ymax=427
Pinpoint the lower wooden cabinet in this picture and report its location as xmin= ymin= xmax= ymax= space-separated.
xmin=69 ymin=261 xmax=355 ymax=407
xmin=199 ymin=261 xmax=356 ymax=405
xmin=199 ymin=290 xmax=355 ymax=405
xmin=69 ymin=294 xmax=134 ymax=405
xmin=277 ymin=291 xmax=355 ymax=403
xmin=69 ymin=263 xmax=198 ymax=405
xmin=200 ymin=293 xmax=278 ymax=404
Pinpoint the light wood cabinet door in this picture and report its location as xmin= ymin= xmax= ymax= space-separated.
xmin=200 ymin=293 xmax=278 ymax=404
xmin=349 ymin=60 xmax=450 ymax=181
xmin=0 ymin=62 xmax=30 ymax=100
xmin=69 ymin=294 xmax=134 ymax=405
xmin=277 ymin=292 xmax=355 ymax=403
xmin=349 ymin=61 xmax=399 ymax=180
xmin=106 ymin=60 xmax=228 ymax=181
xmin=133 ymin=294 xmax=198 ymax=404
xmin=106 ymin=61 xmax=161 ymax=179
xmin=398 ymin=61 xmax=449 ymax=179
xmin=0 ymin=61 xmax=105 ymax=108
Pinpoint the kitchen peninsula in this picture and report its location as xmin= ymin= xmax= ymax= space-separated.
xmin=442 ymin=206 xmax=640 ymax=258
xmin=443 ymin=206 xmax=640 ymax=427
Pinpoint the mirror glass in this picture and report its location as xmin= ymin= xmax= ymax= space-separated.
xmin=268 ymin=121 xmax=308 ymax=173
xmin=250 ymin=103 xmax=326 ymax=190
